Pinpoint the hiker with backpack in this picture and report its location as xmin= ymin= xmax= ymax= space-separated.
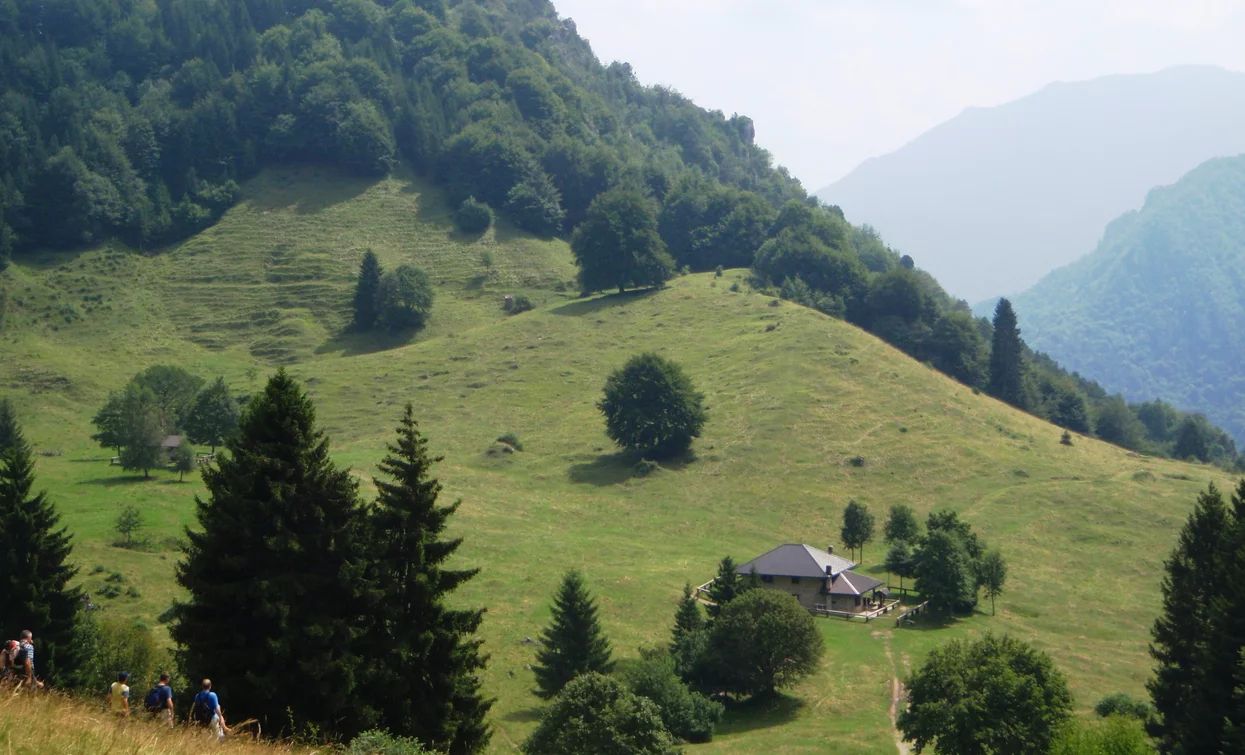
xmin=143 ymin=672 xmax=174 ymax=726
xmin=13 ymin=631 xmax=38 ymax=690
xmin=190 ymin=678 xmax=228 ymax=742
xmin=108 ymin=671 xmax=131 ymax=718
xmin=0 ymin=639 xmax=17 ymax=684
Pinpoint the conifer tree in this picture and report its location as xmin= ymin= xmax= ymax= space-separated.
xmin=706 ymin=556 xmax=741 ymax=618
xmin=533 ymin=570 xmax=614 ymax=699
xmin=1148 ymin=483 xmax=1230 ymax=753
xmin=0 ymin=397 xmax=18 ymax=453
xmin=172 ymin=369 xmax=378 ymax=738
xmin=988 ymin=298 xmax=1028 ymax=409
xmin=0 ymin=410 xmax=81 ymax=685
xmin=353 ymin=250 xmax=384 ymax=330
xmin=364 ymin=404 xmax=492 ymax=754
xmin=672 ymin=583 xmax=703 ymax=644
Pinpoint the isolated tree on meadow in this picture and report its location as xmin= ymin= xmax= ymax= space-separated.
xmin=571 ymin=188 xmax=674 ymax=294
xmin=353 ymin=250 xmax=384 ymax=330
xmin=915 ymin=529 xmax=976 ymax=615
xmin=840 ymin=500 xmax=876 ymax=562
xmin=0 ymin=410 xmax=82 ymax=685
xmin=131 ymin=365 xmax=203 ymax=429
xmin=704 ymin=590 xmax=824 ymax=698
xmin=979 ymin=550 xmax=1007 ymax=615
xmin=114 ymin=505 xmax=145 ymax=547
xmin=898 ymin=633 xmax=1073 ymax=755
xmin=883 ymin=503 xmax=921 ymax=545
xmin=364 ymin=404 xmax=492 ymax=753
xmin=172 ymin=369 xmax=378 ymax=738
xmin=377 ymin=264 xmax=435 ymax=331
xmin=532 ymin=570 xmax=614 ymax=700
xmin=117 ymin=383 xmax=167 ymax=478
xmin=987 ymin=298 xmax=1028 ymax=410
xmin=185 ymin=376 xmax=239 ymax=454
xmin=599 ymin=353 xmax=706 ymax=459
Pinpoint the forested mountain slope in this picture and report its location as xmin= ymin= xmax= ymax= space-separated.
xmin=817 ymin=66 xmax=1245 ymax=302
xmin=1010 ymin=155 xmax=1245 ymax=443
xmin=0 ymin=0 xmax=801 ymax=261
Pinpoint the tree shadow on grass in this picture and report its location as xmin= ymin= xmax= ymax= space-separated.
xmin=244 ymin=164 xmax=374 ymax=215
xmin=80 ymin=475 xmax=156 ymax=487
xmin=567 ymin=449 xmax=694 ymax=487
xmin=502 ymin=707 xmax=544 ymax=724
xmin=551 ymin=289 xmax=657 ymax=317
xmin=896 ymin=611 xmax=961 ymax=632
xmin=715 ymin=692 xmax=805 ymax=736
xmin=315 ymin=328 xmax=418 ymax=358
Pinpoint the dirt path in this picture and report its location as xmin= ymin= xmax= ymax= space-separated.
xmin=877 ymin=632 xmax=911 ymax=755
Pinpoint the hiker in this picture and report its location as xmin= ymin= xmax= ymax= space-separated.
xmin=144 ymin=672 xmax=175 ymax=727
xmin=108 ymin=671 xmax=131 ymax=718
xmin=0 ymin=639 xmax=17 ymax=684
xmin=190 ymin=678 xmax=228 ymax=742
xmin=13 ymin=630 xmax=38 ymax=689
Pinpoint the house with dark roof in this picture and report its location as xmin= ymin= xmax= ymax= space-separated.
xmin=736 ymin=543 xmax=888 ymax=614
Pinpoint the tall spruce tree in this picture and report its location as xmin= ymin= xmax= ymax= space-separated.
xmin=988 ymin=298 xmax=1028 ymax=409
xmin=364 ymin=404 xmax=492 ymax=754
xmin=353 ymin=250 xmax=384 ymax=330
xmin=672 ymin=583 xmax=704 ymax=644
xmin=1148 ymin=483 xmax=1230 ymax=753
xmin=0 ymin=410 xmax=82 ymax=685
xmin=706 ymin=556 xmax=742 ymax=619
xmin=532 ymin=570 xmax=614 ymax=699
xmin=171 ymin=369 xmax=378 ymax=738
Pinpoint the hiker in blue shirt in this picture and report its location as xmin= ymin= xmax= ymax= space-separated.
xmin=144 ymin=672 xmax=174 ymax=726
xmin=190 ymin=678 xmax=228 ymax=742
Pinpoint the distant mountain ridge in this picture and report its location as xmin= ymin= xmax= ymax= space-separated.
xmin=818 ymin=66 xmax=1245 ymax=302
xmin=1009 ymin=154 xmax=1245 ymax=442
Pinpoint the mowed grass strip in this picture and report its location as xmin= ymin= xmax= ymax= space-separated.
xmin=0 ymin=171 xmax=1229 ymax=752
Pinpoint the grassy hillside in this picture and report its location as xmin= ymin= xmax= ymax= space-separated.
xmin=0 ymin=170 xmax=1231 ymax=753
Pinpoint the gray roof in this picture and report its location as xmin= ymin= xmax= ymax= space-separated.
xmin=162 ymin=435 xmax=182 ymax=448
xmin=827 ymin=570 xmax=886 ymax=596
xmin=736 ymin=544 xmax=857 ymax=579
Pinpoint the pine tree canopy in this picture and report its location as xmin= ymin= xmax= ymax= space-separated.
xmin=0 ymin=411 xmax=81 ymax=686
xmin=172 ymin=368 xmax=377 ymax=738
xmin=353 ymin=251 xmax=384 ymax=331
xmin=365 ymin=404 xmax=492 ymax=754
xmin=706 ymin=556 xmax=741 ymax=619
xmin=0 ymin=398 xmax=18 ymax=454
xmin=673 ymin=583 xmax=704 ymax=644
xmin=988 ymin=298 xmax=1028 ymax=410
xmin=533 ymin=570 xmax=614 ymax=699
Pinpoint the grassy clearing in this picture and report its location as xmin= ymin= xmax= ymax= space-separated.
xmin=0 ymin=170 xmax=1230 ymax=752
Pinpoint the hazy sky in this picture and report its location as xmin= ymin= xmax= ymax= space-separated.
xmin=552 ymin=0 xmax=1245 ymax=190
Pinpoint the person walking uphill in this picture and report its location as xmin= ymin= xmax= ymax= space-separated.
xmin=191 ymin=679 xmax=228 ymax=742
xmin=108 ymin=672 xmax=131 ymax=718
xmin=13 ymin=630 xmax=38 ymax=689
xmin=144 ymin=672 xmax=174 ymax=727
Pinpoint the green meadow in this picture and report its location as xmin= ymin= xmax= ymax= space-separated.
xmin=0 ymin=168 xmax=1229 ymax=752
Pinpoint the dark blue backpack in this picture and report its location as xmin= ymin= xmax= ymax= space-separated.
xmin=144 ymin=686 xmax=162 ymax=712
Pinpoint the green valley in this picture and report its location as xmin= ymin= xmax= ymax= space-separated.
xmin=0 ymin=169 xmax=1228 ymax=752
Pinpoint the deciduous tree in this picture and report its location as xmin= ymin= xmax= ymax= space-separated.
xmin=377 ymin=265 xmax=435 ymax=331
xmin=705 ymin=590 xmax=823 ymax=697
xmin=840 ymin=500 xmax=876 ymax=562
xmin=522 ymin=673 xmax=679 ymax=755
xmin=884 ymin=503 xmax=921 ymax=545
xmin=185 ymin=377 xmax=239 ymax=453
xmin=914 ymin=530 xmax=975 ymax=615
xmin=599 ymin=353 xmax=706 ymax=459
xmin=898 ymin=633 xmax=1072 ymax=755
xmin=117 ymin=383 xmax=166 ymax=479
xmin=979 ymin=550 xmax=1007 ymax=615
xmin=571 ymin=188 xmax=673 ymax=294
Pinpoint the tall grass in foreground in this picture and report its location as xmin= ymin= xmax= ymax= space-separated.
xmin=0 ymin=689 xmax=313 ymax=754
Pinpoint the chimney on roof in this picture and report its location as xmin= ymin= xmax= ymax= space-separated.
xmin=826 ymin=565 xmax=833 ymax=575
xmin=827 ymin=545 xmax=834 ymax=554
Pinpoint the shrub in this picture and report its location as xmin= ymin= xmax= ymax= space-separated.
xmin=104 ymin=571 xmax=126 ymax=583
xmin=521 ymin=673 xmax=680 ymax=755
xmin=508 ymin=294 xmax=534 ymax=315
xmin=599 ymin=353 xmax=706 ymax=459
xmin=633 ymin=458 xmax=660 ymax=477
xmin=1094 ymin=692 xmax=1153 ymax=720
xmin=1050 ymin=716 xmax=1153 ymax=755
xmin=626 ymin=654 xmax=723 ymax=743
xmin=455 ymin=197 xmax=493 ymax=233
xmin=69 ymin=615 xmax=161 ymax=694
xmin=349 ymin=730 xmax=431 ymax=755
xmin=1061 ymin=430 xmax=1073 ymax=446
xmin=98 ymin=584 xmax=121 ymax=598
xmin=714 ymin=265 xmax=723 ymax=277
xmin=496 ymin=432 xmax=523 ymax=451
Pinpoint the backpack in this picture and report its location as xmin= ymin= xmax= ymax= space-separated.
xmin=2 ymin=641 xmax=15 ymax=668
xmin=193 ymin=691 xmax=215 ymax=723
xmin=12 ymin=642 xmax=28 ymax=667
xmin=144 ymin=686 xmax=163 ymax=713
